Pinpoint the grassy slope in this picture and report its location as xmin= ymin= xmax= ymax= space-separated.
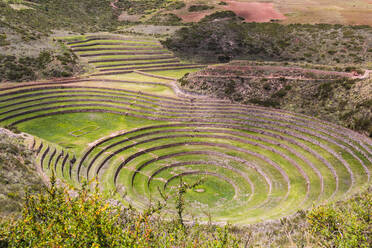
xmin=0 ymin=0 xmax=119 ymax=82
xmin=0 ymin=0 xmax=118 ymax=37
xmin=0 ymin=129 xmax=44 ymax=217
xmin=163 ymin=19 xmax=372 ymax=66
xmin=180 ymin=66 xmax=372 ymax=136
xmin=0 ymin=46 xmax=82 ymax=82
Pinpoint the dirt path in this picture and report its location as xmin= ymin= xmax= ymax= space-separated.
xmin=202 ymin=65 xmax=371 ymax=81
xmin=196 ymin=75 xmax=329 ymax=81
xmin=110 ymin=0 xmax=119 ymax=9
xmin=353 ymin=70 xmax=371 ymax=79
xmin=134 ymin=70 xmax=176 ymax=81
xmin=215 ymin=65 xmax=354 ymax=76
xmin=133 ymin=70 xmax=210 ymax=99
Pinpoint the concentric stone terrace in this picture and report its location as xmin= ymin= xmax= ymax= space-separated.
xmin=66 ymin=35 xmax=205 ymax=76
xmin=1 ymin=35 xmax=371 ymax=224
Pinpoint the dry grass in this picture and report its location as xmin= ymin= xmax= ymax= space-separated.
xmin=269 ymin=0 xmax=372 ymax=26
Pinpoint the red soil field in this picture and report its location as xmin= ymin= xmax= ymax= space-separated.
xmin=223 ymin=1 xmax=286 ymax=22
xmin=177 ymin=1 xmax=286 ymax=23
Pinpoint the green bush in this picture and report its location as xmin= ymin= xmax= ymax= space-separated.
xmin=307 ymin=187 xmax=371 ymax=248
xmin=316 ymin=82 xmax=333 ymax=99
xmin=200 ymin=11 xmax=237 ymax=22
xmin=249 ymin=98 xmax=280 ymax=108
xmin=0 ymin=34 xmax=10 ymax=46
xmin=0 ymin=177 xmax=241 ymax=248
xmin=165 ymin=1 xmax=185 ymax=10
xmin=272 ymin=88 xmax=287 ymax=98
xmin=4 ymin=125 xmax=20 ymax=134
xmin=263 ymin=82 xmax=271 ymax=90
xmin=0 ymin=49 xmax=79 ymax=82
xmin=188 ymin=5 xmax=214 ymax=12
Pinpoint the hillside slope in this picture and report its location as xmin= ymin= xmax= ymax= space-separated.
xmin=179 ymin=63 xmax=372 ymax=136
xmin=0 ymin=0 xmax=118 ymax=38
xmin=163 ymin=18 xmax=372 ymax=66
xmin=0 ymin=128 xmax=44 ymax=217
xmin=0 ymin=0 xmax=121 ymax=82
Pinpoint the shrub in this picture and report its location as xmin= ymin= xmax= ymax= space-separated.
xmin=4 ymin=125 xmax=21 ymax=134
xmin=354 ymin=116 xmax=371 ymax=131
xmin=224 ymin=80 xmax=236 ymax=95
xmin=1 ymin=0 xmax=119 ymax=36
xmin=148 ymin=13 xmax=181 ymax=25
xmin=116 ymin=0 xmax=185 ymax=15
xmin=200 ymin=11 xmax=237 ymax=22
xmin=328 ymin=50 xmax=337 ymax=55
xmin=0 ymin=177 xmax=242 ymax=247
xmin=165 ymin=1 xmax=185 ymax=10
xmin=188 ymin=5 xmax=214 ymax=12
xmin=0 ymin=34 xmax=10 ymax=46
xmin=316 ymin=82 xmax=333 ymax=99
xmin=178 ymin=73 xmax=190 ymax=87
xmin=0 ymin=48 xmax=79 ymax=82
xmin=272 ymin=88 xmax=287 ymax=98
xmin=165 ymin=21 xmax=371 ymax=65
xmin=249 ymin=98 xmax=280 ymax=108
xmin=263 ymin=82 xmax=271 ymax=90
xmin=307 ymin=187 xmax=371 ymax=248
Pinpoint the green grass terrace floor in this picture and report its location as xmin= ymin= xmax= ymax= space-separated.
xmin=0 ymin=34 xmax=370 ymax=224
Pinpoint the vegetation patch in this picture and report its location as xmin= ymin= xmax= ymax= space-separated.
xmin=188 ymin=5 xmax=214 ymax=12
xmin=0 ymin=0 xmax=119 ymax=39
xmin=0 ymin=34 xmax=10 ymax=47
xmin=148 ymin=13 xmax=182 ymax=25
xmin=0 ymin=175 xmax=370 ymax=247
xmin=0 ymin=49 xmax=82 ymax=82
xmin=199 ymin=10 xmax=239 ymax=22
xmin=163 ymin=19 xmax=372 ymax=65
xmin=0 ymin=129 xmax=44 ymax=217
xmin=178 ymin=64 xmax=372 ymax=135
xmin=0 ymin=178 xmax=241 ymax=247
xmin=308 ymin=187 xmax=371 ymax=247
xmin=115 ymin=0 xmax=185 ymax=15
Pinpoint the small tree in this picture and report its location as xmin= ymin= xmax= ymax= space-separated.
xmin=175 ymin=176 xmax=204 ymax=228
